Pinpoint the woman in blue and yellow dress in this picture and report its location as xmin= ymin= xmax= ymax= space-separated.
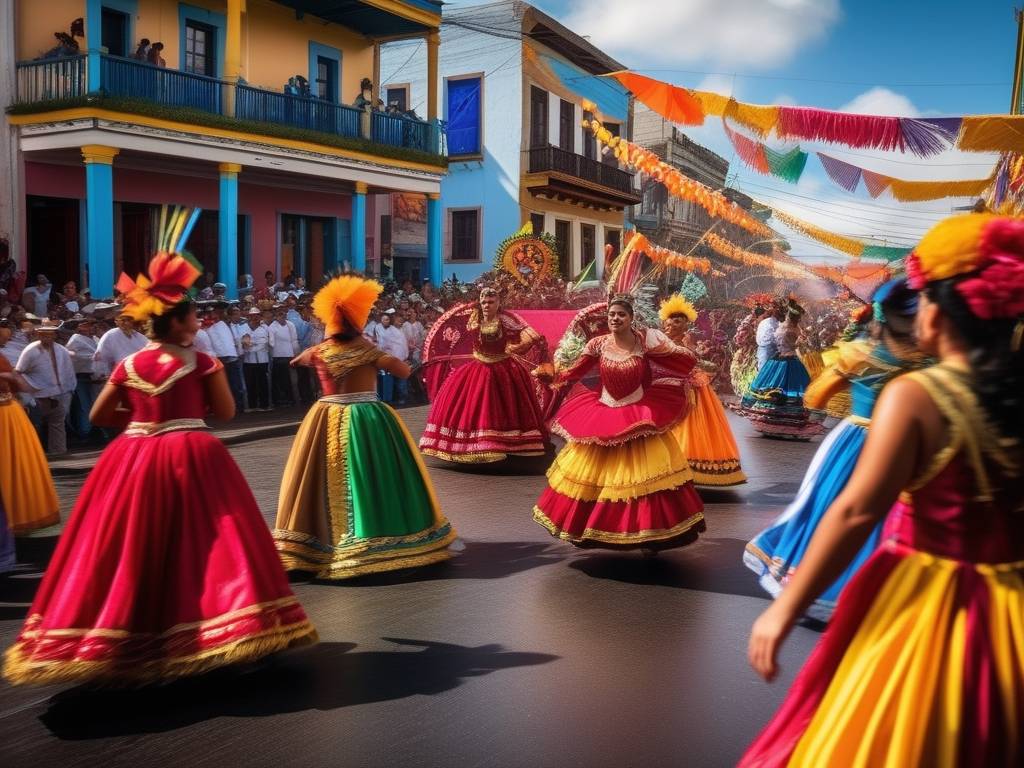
xmin=741 ymin=213 xmax=1024 ymax=766
xmin=743 ymin=278 xmax=925 ymax=621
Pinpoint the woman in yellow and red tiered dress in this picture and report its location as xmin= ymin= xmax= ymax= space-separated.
xmin=419 ymin=287 xmax=549 ymax=464
xmin=533 ymin=295 xmax=705 ymax=551
xmin=3 ymin=243 xmax=316 ymax=686
xmin=660 ymin=295 xmax=746 ymax=486
xmin=741 ymin=212 xmax=1024 ymax=767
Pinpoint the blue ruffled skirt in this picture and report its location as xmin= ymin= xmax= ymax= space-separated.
xmin=742 ymin=417 xmax=882 ymax=621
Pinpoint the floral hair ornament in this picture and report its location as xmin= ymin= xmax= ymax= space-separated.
xmin=312 ymin=275 xmax=383 ymax=336
xmin=115 ymin=206 xmax=203 ymax=322
xmin=907 ymin=214 xmax=1024 ymax=322
xmin=658 ymin=294 xmax=697 ymax=322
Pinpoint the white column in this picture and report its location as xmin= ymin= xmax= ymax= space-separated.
xmin=0 ymin=0 xmax=25 ymax=266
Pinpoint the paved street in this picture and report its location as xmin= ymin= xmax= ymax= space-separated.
xmin=0 ymin=407 xmax=826 ymax=768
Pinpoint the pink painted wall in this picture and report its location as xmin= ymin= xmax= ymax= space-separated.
xmin=25 ymin=161 xmax=353 ymax=279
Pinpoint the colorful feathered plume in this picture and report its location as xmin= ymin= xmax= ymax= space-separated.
xmin=658 ymin=294 xmax=697 ymax=322
xmin=312 ymin=275 xmax=383 ymax=336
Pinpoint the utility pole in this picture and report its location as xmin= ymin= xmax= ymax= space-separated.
xmin=1011 ymin=8 xmax=1024 ymax=114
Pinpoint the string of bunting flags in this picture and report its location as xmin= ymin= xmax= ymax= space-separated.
xmin=608 ymin=71 xmax=1024 ymax=156
xmin=582 ymin=103 xmax=913 ymax=263
xmin=719 ymin=119 xmax=997 ymax=201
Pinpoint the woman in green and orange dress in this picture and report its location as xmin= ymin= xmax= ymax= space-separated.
xmin=274 ymin=275 xmax=456 ymax=579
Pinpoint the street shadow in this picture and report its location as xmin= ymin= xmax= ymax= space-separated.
xmin=696 ymin=487 xmax=745 ymax=504
xmin=740 ymin=482 xmax=801 ymax=507
xmin=0 ymin=536 xmax=60 ymax=619
xmin=424 ymin=451 xmax=555 ymax=476
xmin=39 ymin=638 xmax=558 ymax=740
xmin=569 ymin=537 xmax=766 ymax=600
xmin=310 ymin=540 xmax=566 ymax=587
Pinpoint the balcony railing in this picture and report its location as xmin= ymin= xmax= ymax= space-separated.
xmin=103 ymin=55 xmax=222 ymax=114
xmin=237 ymin=83 xmax=361 ymax=138
xmin=12 ymin=54 xmax=444 ymax=157
xmin=14 ymin=54 xmax=87 ymax=103
xmin=527 ymin=144 xmax=637 ymax=196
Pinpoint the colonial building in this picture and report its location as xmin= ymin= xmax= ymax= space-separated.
xmin=1 ymin=0 xmax=447 ymax=298
xmin=376 ymin=0 xmax=639 ymax=283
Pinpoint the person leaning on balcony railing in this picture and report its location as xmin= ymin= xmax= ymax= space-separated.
xmin=146 ymin=42 xmax=165 ymax=68
xmin=133 ymin=38 xmax=151 ymax=61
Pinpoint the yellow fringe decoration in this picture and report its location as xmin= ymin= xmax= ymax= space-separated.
xmin=3 ymin=620 xmax=317 ymax=687
xmin=771 ymin=209 xmax=867 ymax=257
xmin=957 ymin=116 xmax=1024 ymax=153
xmin=887 ymin=175 xmax=996 ymax=202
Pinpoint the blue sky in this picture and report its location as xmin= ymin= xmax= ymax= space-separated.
xmin=451 ymin=0 xmax=1018 ymax=259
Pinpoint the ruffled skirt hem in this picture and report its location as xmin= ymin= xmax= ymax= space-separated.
xmin=3 ymin=599 xmax=317 ymax=687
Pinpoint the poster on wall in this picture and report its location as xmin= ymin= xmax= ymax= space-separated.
xmin=391 ymin=193 xmax=426 ymax=245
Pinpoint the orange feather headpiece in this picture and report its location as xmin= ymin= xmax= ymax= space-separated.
xmin=312 ymin=275 xmax=383 ymax=336
xmin=115 ymin=252 xmax=200 ymax=322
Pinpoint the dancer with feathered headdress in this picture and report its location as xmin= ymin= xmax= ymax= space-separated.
xmin=3 ymin=208 xmax=317 ymax=686
xmin=274 ymin=274 xmax=456 ymax=579
xmin=660 ymin=295 xmax=746 ymax=486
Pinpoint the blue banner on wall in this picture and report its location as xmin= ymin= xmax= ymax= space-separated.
xmin=541 ymin=55 xmax=628 ymax=122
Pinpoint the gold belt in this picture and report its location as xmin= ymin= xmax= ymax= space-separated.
xmin=847 ymin=415 xmax=871 ymax=427
xmin=473 ymin=350 xmax=508 ymax=363
xmin=319 ymin=392 xmax=378 ymax=405
xmin=124 ymin=418 xmax=208 ymax=436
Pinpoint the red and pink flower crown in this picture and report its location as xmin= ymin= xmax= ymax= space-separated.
xmin=906 ymin=214 xmax=1024 ymax=321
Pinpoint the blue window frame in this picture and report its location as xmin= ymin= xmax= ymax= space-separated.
xmin=178 ymin=3 xmax=225 ymax=78
xmin=308 ymin=42 xmax=341 ymax=103
xmin=446 ymin=75 xmax=482 ymax=157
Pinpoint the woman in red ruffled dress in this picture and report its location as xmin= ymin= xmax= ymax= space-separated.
xmin=420 ymin=287 xmax=549 ymax=463
xmin=3 ymin=249 xmax=316 ymax=686
xmin=533 ymin=295 xmax=705 ymax=550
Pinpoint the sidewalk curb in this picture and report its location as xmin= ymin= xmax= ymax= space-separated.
xmin=50 ymin=421 xmax=303 ymax=477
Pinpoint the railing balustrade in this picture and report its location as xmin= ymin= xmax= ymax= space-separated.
xmin=12 ymin=54 xmax=445 ymax=157
xmin=527 ymin=144 xmax=637 ymax=196
xmin=13 ymin=54 xmax=87 ymax=104
xmin=102 ymin=55 xmax=222 ymax=114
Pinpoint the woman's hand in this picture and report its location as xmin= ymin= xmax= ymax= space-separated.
xmin=748 ymin=602 xmax=797 ymax=682
xmin=531 ymin=363 xmax=554 ymax=382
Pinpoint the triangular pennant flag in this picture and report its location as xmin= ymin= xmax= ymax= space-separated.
xmin=817 ymin=152 xmax=863 ymax=193
xmin=861 ymin=169 xmax=892 ymax=198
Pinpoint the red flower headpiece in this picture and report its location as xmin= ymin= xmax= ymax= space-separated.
xmin=957 ymin=218 xmax=1024 ymax=319
xmin=116 ymin=252 xmax=201 ymax=322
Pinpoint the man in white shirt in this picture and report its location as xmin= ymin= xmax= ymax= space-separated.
xmin=16 ymin=319 xmax=76 ymax=455
xmin=363 ymin=309 xmax=383 ymax=346
xmin=206 ymin=301 xmax=245 ymax=412
xmin=376 ymin=311 xmax=408 ymax=404
xmin=21 ymin=274 xmax=52 ymax=317
xmin=65 ymin=314 xmax=101 ymax=439
xmin=94 ymin=311 xmax=147 ymax=379
xmin=755 ymin=305 xmax=783 ymax=370
xmin=241 ymin=308 xmax=270 ymax=411
xmin=268 ymin=307 xmax=298 ymax=406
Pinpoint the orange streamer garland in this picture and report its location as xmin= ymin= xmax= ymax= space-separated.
xmin=582 ymin=106 xmax=773 ymax=238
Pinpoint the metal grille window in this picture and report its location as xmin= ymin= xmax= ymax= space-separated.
xmin=185 ymin=22 xmax=214 ymax=76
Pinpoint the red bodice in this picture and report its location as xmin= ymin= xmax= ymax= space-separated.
xmin=885 ymin=456 xmax=1024 ymax=564
xmin=599 ymin=353 xmax=648 ymax=402
xmin=110 ymin=345 xmax=221 ymax=423
xmin=472 ymin=315 xmax=518 ymax=359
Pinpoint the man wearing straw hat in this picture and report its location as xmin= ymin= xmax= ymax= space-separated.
xmin=65 ymin=314 xmax=101 ymax=440
xmin=15 ymin=318 xmax=76 ymax=455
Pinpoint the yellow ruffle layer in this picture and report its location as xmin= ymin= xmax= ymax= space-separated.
xmin=546 ymin=430 xmax=694 ymax=502
xmin=0 ymin=402 xmax=60 ymax=533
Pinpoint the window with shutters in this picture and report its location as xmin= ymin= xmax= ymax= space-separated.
xmin=559 ymin=100 xmax=575 ymax=152
xmin=185 ymin=21 xmax=215 ymax=76
xmin=447 ymin=75 xmax=483 ymax=157
xmin=449 ymin=209 xmax=481 ymax=262
xmin=530 ymin=86 xmax=549 ymax=149
xmin=530 ymin=213 xmax=546 ymax=236
xmin=580 ymin=223 xmax=596 ymax=269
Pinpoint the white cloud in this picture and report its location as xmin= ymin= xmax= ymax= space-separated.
xmin=838 ymin=87 xmax=920 ymax=117
xmin=561 ymin=0 xmax=840 ymax=69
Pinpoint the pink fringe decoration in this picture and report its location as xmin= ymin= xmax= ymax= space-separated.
xmin=776 ymin=109 xmax=954 ymax=157
xmin=723 ymin=119 xmax=770 ymax=174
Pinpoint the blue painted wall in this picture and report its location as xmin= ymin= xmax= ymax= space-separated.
xmin=380 ymin=27 xmax=522 ymax=282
